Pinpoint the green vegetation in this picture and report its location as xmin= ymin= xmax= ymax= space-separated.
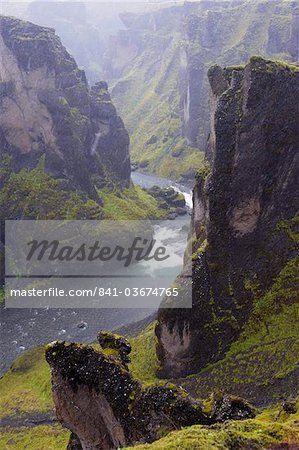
xmin=98 ymin=186 xmax=168 ymax=220
xmin=0 ymin=157 xmax=169 ymax=221
xmin=0 ymin=347 xmax=53 ymax=418
xmin=157 ymin=148 xmax=205 ymax=180
xmin=249 ymin=257 xmax=298 ymax=331
xmin=276 ymin=216 xmax=299 ymax=245
xmin=250 ymin=55 xmax=299 ymax=73
xmin=109 ymin=0 xmax=296 ymax=180
xmin=0 ymin=424 xmax=70 ymax=450
xmin=1 ymin=318 xmax=298 ymax=449
xmin=0 ymin=324 xmax=159 ymax=421
xmin=178 ymin=257 xmax=299 ymax=401
xmin=125 ymin=403 xmax=299 ymax=449
xmin=192 ymin=239 xmax=208 ymax=260
xmin=111 ymin=33 xmax=205 ymax=180
xmin=0 ymin=163 xmax=103 ymax=220
xmin=0 ymin=288 xmax=4 ymax=305
xmin=128 ymin=322 xmax=160 ymax=384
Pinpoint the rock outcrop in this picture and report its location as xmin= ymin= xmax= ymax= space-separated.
xmin=46 ymin=336 xmax=255 ymax=449
xmin=156 ymin=58 xmax=299 ymax=385
xmin=0 ymin=15 xmax=130 ymax=199
xmin=46 ymin=339 xmax=210 ymax=449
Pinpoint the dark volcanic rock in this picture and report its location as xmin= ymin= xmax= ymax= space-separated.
xmin=67 ymin=433 xmax=83 ymax=450
xmin=147 ymin=186 xmax=186 ymax=209
xmin=45 ymin=339 xmax=210 ymax=449
xmin=89 ymin=82 xmax=130 ymax=187
xmin=156 ymin=57 xmax=299 ymax=378
xmin=97 ymin=331 xmax=131 ymax=368
xmin=211 ymin=392 xmax=255 ymax=422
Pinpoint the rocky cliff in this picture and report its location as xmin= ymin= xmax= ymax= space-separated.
xmin=106 ymin=0 xmax=298 ymax=180
xmin=0 ymin=16 xmax=130 ymax=203
xmin=45 ymin=334 xmax=255 ymax=450
xmin=156 ymin=57 xmax=299 ymax=403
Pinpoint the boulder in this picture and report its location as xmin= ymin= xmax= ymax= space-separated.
xmin=211 ymin=392 xmax=255 ymax=422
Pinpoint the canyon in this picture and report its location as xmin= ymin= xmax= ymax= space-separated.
xmin=0 ymin=1 xmax=298 ymax=449
xmin=106 ymin=0 xmax=299 ymax=180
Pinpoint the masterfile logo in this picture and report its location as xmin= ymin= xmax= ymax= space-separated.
xmin=5 ymin=220 xmax=192 ymax=309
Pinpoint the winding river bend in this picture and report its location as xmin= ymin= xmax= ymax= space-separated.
xmin=0 ymin=173 xmax=192 ymax=374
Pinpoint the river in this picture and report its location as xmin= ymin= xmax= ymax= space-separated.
xmin=0 ymin=173 xmax=192 ymax=374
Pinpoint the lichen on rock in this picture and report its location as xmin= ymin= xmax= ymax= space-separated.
xmin=45 ymin=336 xmax=256 ymax=449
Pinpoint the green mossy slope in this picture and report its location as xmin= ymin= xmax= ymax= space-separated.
xmin=0 ymin=160 xmax=167 ymax=221
xmin=124 ymin=404 xmax=299 ymax=449
xmin=109 ymin=1 xmax=297 ymax=180
xmin=0 ymin=347 xmax=52 ymax=418
xmin=128 ymin=322 xmax=160 ymax=384
xmin=0 ymin=424 xmax=69 ymax=450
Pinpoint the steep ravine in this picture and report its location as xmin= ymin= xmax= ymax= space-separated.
xmin=0 ymin=171 xmax=191 ymax=375
xmin=4 ymin=57 xmax=297 ymax=450
xmin=0 ymin=7 xmax=298 ymax=450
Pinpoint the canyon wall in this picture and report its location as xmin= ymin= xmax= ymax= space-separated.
xmin=105 ymin=0 xmax=298 ymax=180
xmin=0 ymin=15 xmax=130 ymax=203
xmin=156 ymin=57 xmax=299 ymax=403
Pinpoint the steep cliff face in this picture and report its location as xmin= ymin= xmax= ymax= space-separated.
xmin=0 ymin=16 xmax=130 ymax=201
xmin=182 ymin=0 xmax=299 ymax=148
xmin=106 ymin=0 xmax=298 ymax=180
xmin=156 ymin=58 xmax=299 ymax=400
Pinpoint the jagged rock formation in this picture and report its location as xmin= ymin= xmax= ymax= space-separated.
xmin=45 ymin=340 xmax=209 ymax=449
xmin=105 ymin=0 xmax=298 ymax=180
xmin=46 ymin=337 xmax=255 ymax=450
xmin=0 ymin=15 xmax=130 ymax=199
xmin=156 ymin=57 xmax=299 ymax=393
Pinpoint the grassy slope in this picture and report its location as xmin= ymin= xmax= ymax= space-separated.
xmin=98 ymin=185 xmax=167 ymax=220
xmin=0 ymin=326 xmax=159 ymax=448
xmin=128 ymin=322 xmax=160 ymax=384
xmin=0 ymin=347 xmax=52 ymax=418
xmin=0 ymin=304 xmax=298 ymax=448
xmin=111 ymin=30 xmax=205 ymax=180
xmin=0 ymin=425 xmax=69 ymax=450
xmin=0 ymin=346 xmax=70 ymax=449
xmin=179 ymin=303 xmax=299 ymax=404
xmin=0 ymin=160 xmax=168 ymax=221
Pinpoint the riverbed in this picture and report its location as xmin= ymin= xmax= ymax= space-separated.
xmin=0 ymin=173 xmax=191 ymax=374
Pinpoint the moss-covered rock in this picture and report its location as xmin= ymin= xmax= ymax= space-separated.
xmin=156 ymin=57 xmax=299 ymax=394
xmin=45 ymin=339 xmax=210 ymax=449
xmin=0 ymin=330 xmax=297 ymax=449
xmin=145 ymin=186 xmax=188 ymax=218
xmin=98 ymin=331 xmax=132 ymax=368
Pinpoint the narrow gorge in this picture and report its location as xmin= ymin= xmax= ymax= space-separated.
xmin=0 ymin=1 xmax=298 ymax=450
